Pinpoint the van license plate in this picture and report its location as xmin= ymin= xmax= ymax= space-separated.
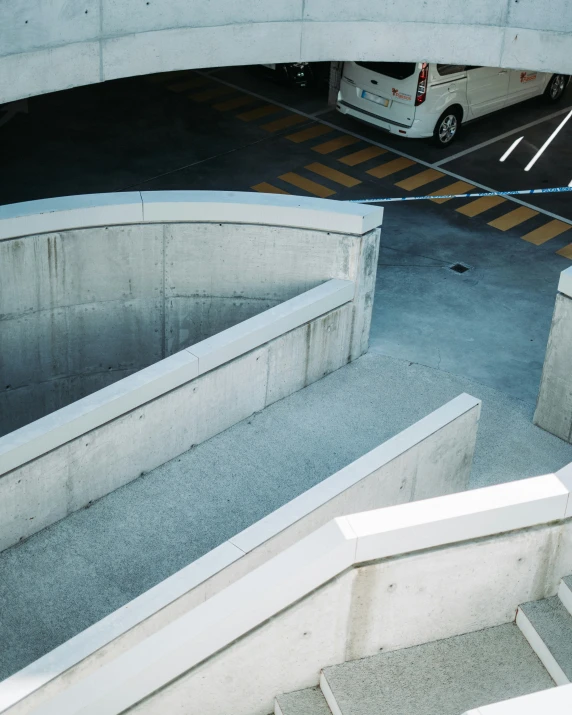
xmin=361 ymin=90 xmax=389 ymax=107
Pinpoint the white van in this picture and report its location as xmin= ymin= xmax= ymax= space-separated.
xmin=337 ymin=62 xmax=569 ymax=146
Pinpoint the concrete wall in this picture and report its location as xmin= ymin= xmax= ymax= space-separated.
xmin=3 ymin=468 xmax=570 ymax=715
xmin=534 ymin=268 xmax=572 ymax=444
xmin=0 ymin=393 xmax=480 ymax=715
xmin=0 ymin=192 xmax=381 ymax=436
xmin=1 ymin=1 xmax=572 ymax=105
xmin=0 ymin=192 xmax=383 ymax=551
xmin=463 ymin=684 xmax=572 ymax=715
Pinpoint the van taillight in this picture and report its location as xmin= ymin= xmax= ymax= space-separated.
xmin=415 ymin=63 xmax=428 ymax=106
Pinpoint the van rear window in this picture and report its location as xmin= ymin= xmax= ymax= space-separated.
xmin=355 ymin=62 xmax=417 ymax=80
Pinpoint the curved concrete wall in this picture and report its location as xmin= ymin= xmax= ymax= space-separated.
xmin=0 ymin=191 xmax=383 ymax=436
xmin=1 ymin=1 xmax=572 ymax=104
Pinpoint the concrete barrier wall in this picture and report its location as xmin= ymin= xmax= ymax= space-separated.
xmin=0 ymin=192 xmax=381 ymax=436
xmin=463 ymin=684 xmax=572 ymax=715
xmin=0 ymin=393 xmax=480 ymax=715
xmin=3 ymin=466 xmax=570 ymax=715
xmin=0 ymin=192 xmax=383 ymax=552
xmin=1 ymin=1 xmax=572 ymax=104
xmin=534 ymin=267 xmax=572 ymax=444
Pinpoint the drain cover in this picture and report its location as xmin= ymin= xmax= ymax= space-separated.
xmin=449 ymin=263 xmax=470 ymax=274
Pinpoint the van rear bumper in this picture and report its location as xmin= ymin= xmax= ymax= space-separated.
xmin=336 ymin=100 xmax=434 ymax=139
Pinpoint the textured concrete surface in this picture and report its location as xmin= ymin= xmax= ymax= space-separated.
xmin=520 ymin=597 xmax=572 ymax=680
xmin=1 ymin=353 xmax=571 ymax=681
xmin=2 ymin=0 xmax=571 ymax=105
xmin=534 ymin=292 xmax=572 ymax=443
xmin=322 ymin=624 xmax=555 ymax=715
xmin=276 ymin=686 xmax=331 ymax=715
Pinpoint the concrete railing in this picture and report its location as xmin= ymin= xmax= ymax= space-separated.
xmin=0 ymin=191 xmax=383 ymax=551
xmin=463 ymin=684 xmax=572 ymax=715
xmin=0 ymin=392 xmax=480 ymax=715
xmin=1 ymin=1 xmax=571 ymax=105
xmin=0 ymin=191 xmax=381 ymax=436
xmin=534 ymin=266 xmax=572 ymax=444
xmin=2 ymin=461 xmax=570 ymax=715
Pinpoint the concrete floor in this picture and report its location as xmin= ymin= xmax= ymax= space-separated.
xmin=1 ymin=67 xmax=572 ymax=684
xmin=321 ymin=624 xmax=555 ymax=715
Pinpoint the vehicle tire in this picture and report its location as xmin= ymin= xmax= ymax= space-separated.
xmin=544 ymin=74 xmax=569 ymax=102
xmin=432 ymin=107 xmax=462 ymax=147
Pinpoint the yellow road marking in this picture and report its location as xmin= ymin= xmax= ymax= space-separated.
xmin=367 ymin=157 xmax=416 ymax=179
xmin=190 ymin=86 xmax=235 ymax=102
xmin=287 ymin=125 xmax=333 ymax=143
xmin=396 ymin=168 xmax=445 ymax=191
xmin=557 ymin=243 xmax=572 ymax=259
xmin=429 ymin=180 xmax=475 ymax=204
xmin=456 ymin=195 xmax=507 ymax=217
xmin=237 ymin=104 xmax=282 ymax=121
xmin=488 ymin=206 xmax=539 ymax=231
xmin=261 ymin=114 xmax=307 ymax=132
xmin=312 ymin=135 xmax=360 ymax=154
xmin=521 ymin=219 xmax=572 ymax=245
xmin=279 ymin=172 xmax=336 ymax=198
xmin=339 ymin=146 xmax=387 ymax=166
xmin=167 ymin=76 xmax=211 ymax=92
xmin=213 ymin=95 xmax=257 ymax=111
xmin=306 ymin=162 xmax=361 ymax=188
xmin=252 ymin=182 xmax=290 ymax=194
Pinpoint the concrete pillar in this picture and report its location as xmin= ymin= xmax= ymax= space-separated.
xmin=328 ymin=61 xmax=344 ymax=106
xmin=534 ymin=267 xmax=572 ymax=443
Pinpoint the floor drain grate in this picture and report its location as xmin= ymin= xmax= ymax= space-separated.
xmin=449 ymin=263 xmax=470 ymax=274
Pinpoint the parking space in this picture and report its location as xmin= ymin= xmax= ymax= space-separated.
xmin=0 ymin=65 xmax=570 ymax=263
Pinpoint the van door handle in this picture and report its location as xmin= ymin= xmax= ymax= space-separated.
xmin=498 ymin=70 xmax=508 ymax=74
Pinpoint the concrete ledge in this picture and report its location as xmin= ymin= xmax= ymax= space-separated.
xmin=188 ymin=279 xmax=355 ymax=374
xmin=0 ymin=193 xmax=143 ymax=241
xmin=349 ymin=474 xmax=570 ymax=563
xmin=462 ymin=684 xmax=572 ymax=715
xmin=0 ymin=279 xmax=353 ymax=478
xmin=559 ymin=267 xmax=572 ymax=300
xmin=0 ymin=393 xmax=480 ymax=713
xmin=231 ymin=393 xmax=480 ymax=553
xmin=2 ymin=1 xmax=572 ymax=105
xmin=534 ymin=271 xmax=572 ymax=443
xmin=6 ymin=471 xmax=571 ymax=715
xmin=0 ymin=192 xmax=384 ymax=241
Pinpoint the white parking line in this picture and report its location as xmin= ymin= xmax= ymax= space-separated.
xmin=433 ymin=105 xmax=572 ymax=166
xmin=197 ymin=70 xmax=572 ymax=226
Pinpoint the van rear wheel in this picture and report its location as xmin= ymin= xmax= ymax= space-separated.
xmin=544 ymin=74 xmax=568 ymax=102
xmin=433 ymin=108 xmax=461 ymax=147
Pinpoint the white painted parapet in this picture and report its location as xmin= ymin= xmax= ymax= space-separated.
xmin=534 ymin=266 xmax=572 ymax=443
xmin=462 ymin=684 xmax=572 ymax=715
xmin=1 ymin=1 xmax=572 ymax=105
xmin=0 ymin=191 xmax=381 ymax=241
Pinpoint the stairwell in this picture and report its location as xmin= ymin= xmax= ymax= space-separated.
xmin=274 ymin=576 xmax=572 ymax=715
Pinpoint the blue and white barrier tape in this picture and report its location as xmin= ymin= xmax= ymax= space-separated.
xmin=349 ymin=186 xmax=572 ymax=204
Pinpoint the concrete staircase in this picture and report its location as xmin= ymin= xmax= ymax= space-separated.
xmin=274 ymin=577 xmax=572 ymax=715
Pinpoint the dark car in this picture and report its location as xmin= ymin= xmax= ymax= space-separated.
xmin=254 ymin=62 xmax=330 ymax=89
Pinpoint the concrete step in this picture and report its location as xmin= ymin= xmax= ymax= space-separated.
xmin=517 ymin=595 xmax=572 ymax=685
xmin=319 ymin=623 xmax=554 ymax=715
xmin=558 ymin=576 xmax=572 ymax=617
xmin=275 ymin=686 xmax=332 ymax=715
